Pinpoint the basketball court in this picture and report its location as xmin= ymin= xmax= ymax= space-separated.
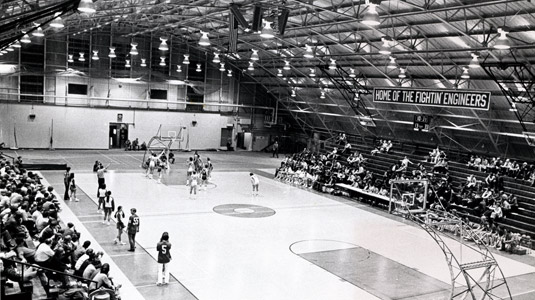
xmin=8 ymin=149 xmax=531 ymax=300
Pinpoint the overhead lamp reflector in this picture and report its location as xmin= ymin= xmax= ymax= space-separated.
xmin=130 ymin=42 xmax=138 ymax=56
xmin=92 ymin=50 xmax=99 ymax=60
xmin=183 ymin=54 xmax=190 ymax=64
xmin=12 ymin=41 xmax=21 ymax=48
xmin=196 ymin=63 xmax=202 ymax=72
xmin=251 ymin=49 xmax=259 ymax=61
xmin=125 ymin=59 xmax=131 ymax=68
xmin=260 ymin=20 xmax=275 ymax=39
xmin=378 ymin=37 xmax=392 ymax=55
xmin=387 ymin=56 xmax=397 ymax=69
xmin=349 ymin=68 xmax=356 ymax=78
xmin=303 ymin=44 xmax=314 ymax=58
xmin=32 ymin=26 xmax=44 ymax=37
xmin=219 ymin=63 xmax=225 ymax=72
xmin=328 ymin=59 xmax=337 ymax=70
xmin=398 ymin=67 xmax=406 ymax=79
xmin=227 ymin=69 xmax=233 ymax=77
xmin=78 ymin=52 xmax=85 ymax=61
xmin=460 ymin=67 xmax=470 ymax=79
xmin=68 ymin=54 xmax=74 ymax=63
xmin=468 ymin=53 xmax=480 ymax=68
xmin=109 ymin=47 xmax=116 ymax=58
xmin=361 ymin=3 xmax=380 ymax=26
xmin=198 ymin=31 xmax=210 ymax=46
xmin=21 ymin=34 xmax=31 ymax=44
xmin=213 ymin=53 xmax=221 ymax=64
xmin=50 ymin=16 xmax=65 ymax=28
xmin=277 ymin=69 xmax=283 ymax=77
xmin=176 ymin=65 xmax=182 ymax=72
xmin=494 ymin=28 xmax=512 ymax=50
xmin=309 ymin=68 xmax=316 ymax=77
xmin=141 ymin=58 xmax=147 ymax=67
xmin=78 ymin=0 xmax=96 ymax=13
xmin=247 ymin=61 xmax=254 ymax=71
xmin=283 ymin=60 xmax=291 ymax=70
xmin=159 ymin=37 xmax=169 ymax=51
xmin=160 ymin=57 xmax=166 ymax=66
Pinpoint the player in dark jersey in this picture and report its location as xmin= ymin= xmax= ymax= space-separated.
xmin=127 ymin=208 xmax=139 ymax=251
xmin=156 ymin=232 xmax=172 ymax=286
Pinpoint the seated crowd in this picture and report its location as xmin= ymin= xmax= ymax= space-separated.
xmin=275 ymin=135 xmax=531 ymax=253
xmin=0 ymin=154 xmax=120 ymax=299
xmin=467 ymin=155 xmax=535 ymax=185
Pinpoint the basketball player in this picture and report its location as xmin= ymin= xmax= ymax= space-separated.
xmin=189 ymin=171 xmax=199 ymax=198
xmin=250 ymin=173 xmax=259 ymax=196
xmin=127 ymin=208 xmax=140 ymax=251
xmin=113 ymin=206 xmax=126 ymax=245
xmin=156 ymin=232 xmax=172 ymax=286
xmin=186 ymin=157 xmax=194 ymax=186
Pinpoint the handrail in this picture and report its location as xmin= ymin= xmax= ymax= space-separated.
xmin=1 ymin=257 xmax=98 ymax=285
xmin=0 ymin=152 xmax=16 ymax=165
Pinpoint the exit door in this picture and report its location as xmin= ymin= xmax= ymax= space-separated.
xmin=109 ymin=123 xmax=128 ymax=149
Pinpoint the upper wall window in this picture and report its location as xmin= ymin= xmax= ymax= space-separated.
xmin=150 ymin=89 xmax=167 ymax=100
xmin=68 ymin=83 xmax=88 ymax=95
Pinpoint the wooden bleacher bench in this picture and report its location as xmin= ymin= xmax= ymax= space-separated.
xmin=335 ymin=183 xmax=390 ymax=207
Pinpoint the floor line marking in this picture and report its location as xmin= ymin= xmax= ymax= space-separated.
xmin=135 ymin=282 xmax=179 ymax=289
xmin=109 ymin=252 xmax=146 ymax=258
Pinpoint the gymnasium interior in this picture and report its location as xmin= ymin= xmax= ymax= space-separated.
xmin=1 ymin=0 xmax=535 ymax=299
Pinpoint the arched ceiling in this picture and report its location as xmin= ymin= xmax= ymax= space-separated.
xmin=2 ymin=0 xmax=535 ymax=155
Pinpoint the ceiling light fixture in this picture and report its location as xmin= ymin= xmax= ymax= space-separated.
xmin=361 ymin=2 xmax=380 ymax=26
xmin=468 ymin=53 xmax=480 ymax=68
xmin=196 ymin=64 xmax=202 ymax=72
xmin=78 ymin=52 xmax=85 ymax=61
xmin=320 ymin=91 xmax=325 ymax=99
xmin=6 ymin=45 xmax=14 ymax=52
xmin=159 ymin=37 xmax=169 ymax=51
xmin=130 ymin=42 xmax=138 ymax=56
xmin=125 ymin=59 xmax=131 ymax=68
xmin=227 ymin=69 xmax=233 ymax=77
xmin=78 ymin=0 xmax=96 ymax=13
xmin=12 ymin=41 xmax=21 ymax=48
xmin=309 ymin=68 xmax=316 ymax=77
xmin=32 ymin=26 xmax=44 ymax=37
xmin=68 ymin=54 xmax=74 ymax=63
xmin=494 ymin=27 xmax=512 ymax=50
xmin=328 ymin=59 xmax=337 ymax=70
xmin=183 ymin=54 xmax=190 ymax=65
xmin=219 ymin=63 xmax=225 ymax=72
xmin=398 ymin=67 xmax=407 ymax=79
xmin=176 ymin=65 xmax=182 ymax=72
xmin=50 ymin=16 xmax=65 ymax=28
xmin=213 ymin=53 xmax=221 ymax=64
xmin=387 ymin=56 xmax=397 ymax=69
xmin=349 ymin=68 xmax=356 ymax=78
xmin=92 ymin=50 xmax=99 ymax=60
xmin=247 ymin=61 xmax=254 ymax=71
xmin=291 ymin=89 xmax=296 ymax=97
xmin=277 ymin=69 xmax=283 ymax=77
xmin=460 ymin=67 xmax=470 ymax=79
xmin=160 ymin=57 xmax=166 ymax=66
xmin=260 ymin=20 xmax=275 ymax=39
xmin=21 ymin=34 xmax=31 ymax=44
xmin=378 ymin=37 xmax=392 ymax=55
xmin=198 ymin=31 xmax=210 ymax=46
xmin=283 ymin=60 xmax=291 ymax=70
xmin=509 ymin=102 xmax=517 ymax=112
xmin=108 ymin=47 xmax=116 ymax=58
xmin=303 ymin=44 xmax=314 ymax=58
xmin=141 ymin=58 xmax=147 ymax=67
xmin=251 ymin=49 xmax=259 ymax=61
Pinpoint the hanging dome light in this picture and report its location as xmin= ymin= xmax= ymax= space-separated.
xmin=309 ymin=68 xmax=316 ymax=77
xmin=219 ymin=63 xmax=225 ymax=72
xmin=21 ymin=34 xmax=31 ymax=44
xmin=250 ymin=49 xmax=260 ymax=61
xmin=361 ymin=3 xmax=380 ymax=26
xmin=159 ymin=57 xmax=166 ymax=66
xmin=320 ymin=91 xmax=325 ymax=99
xmin=176 ymin=65 xmax=182 ymax=72
xmin=78 ymin=52 xmax=85 ymax=61
xmin=277 ymin=69 xmax=283 ymax=77
xmin=349 ymin=68 xmax=356 ymax=78
xmin=0 ymin=52 xmax=3 ymax=56
xmin=291 ymin=89 xmax=296 ymax=97
xmin=92 ymin=50 xmax=99 ymax=60
xmin=141 ymin=58 xmax=147 ymax=67
xmin=12 ymin=41 xmax=21 ymax=48
xmin=303 ymin=44 xmax=314 ymax=58
xmin=198 ymin=31 xmax=210 ymax=46
xmin=159 ymin=37 xmax=169 ymax=51
xmin=78 ymin=0 xmax=96 ymax=13
xmin=32 ymin=26 xmax=44 ymax=37
xmin=125 ymin=59 xmax=131 ymax=68
xmin=196 ymin=63 xmax=202 ymax=72
xmin=130 ymin=42 xmax=138 ymax=56
xmin=247 ymin=61 xmax=255 ymax=71
xmin=68 ymin=54 xmax=74 ymax=63
xmin=354 ymin=93 xmax=360 ymax=101
xmin=227 ymin=69 xmax=233 ymax=77
xmin=108 ymin=47 xmax=116 ymax=58
xmin=50 ymin=16 xmax=65 ymax=28
xmin=378 ymin=37 xmax=392 ymax=55
xmin=1 ymin=50 xmax=8 ymax=54
xmin=183 ymin=54 xmax=190 ymax=65
xmin=387 ymin=56 xmax=397 ymax=69
xmin=213 ymin=53 xmax=221 ymax=64
xmin=468 ymin=53 xmax=480 ymax=68
xmin=460 ymin=67 xmax=470 ymax=79
xmin=494 ymin=27 xmax=512 ymax=50
xmin=283 ymin=60 xmax=291 ymax=70
xmin=6 ymin=45 xmax=14 ymax=52
xmin=328 ymin=59 xmax=337 ymax=70
xmin=398 ymin=67 xmax=407 ymax=79
xmin=260 ymin=20 xmax=275 ymax=39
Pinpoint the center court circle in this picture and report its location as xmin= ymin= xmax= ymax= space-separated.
xmin=213 ymin=204 xmax=276 ymax=218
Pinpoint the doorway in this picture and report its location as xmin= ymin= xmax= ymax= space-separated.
xmin=109 ymin=123 xmax=129 ymax=149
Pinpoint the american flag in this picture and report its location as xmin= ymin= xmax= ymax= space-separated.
xmin=228 ymin=10 xmax=238 ymax=54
